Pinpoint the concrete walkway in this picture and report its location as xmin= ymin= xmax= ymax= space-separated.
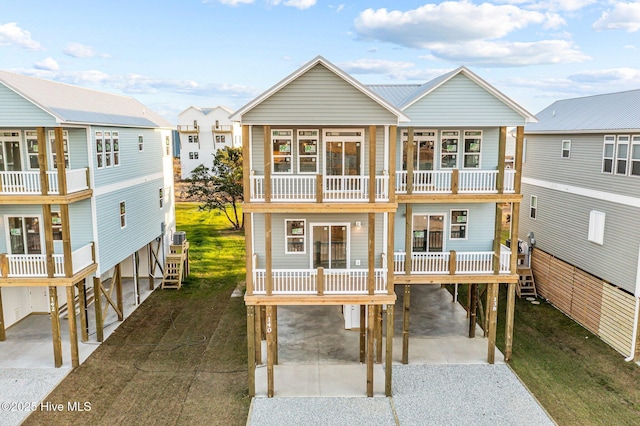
xmin=248 ymin=285 xmax=555 ymax=425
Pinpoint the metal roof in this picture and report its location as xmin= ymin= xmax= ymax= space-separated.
xmin=526 ymin=89 xmax=640 ymax=133
xmin=0 ymin=70 xmax=173 ymax=128
xmin=366 ymin=84 xmax=421 ymax=108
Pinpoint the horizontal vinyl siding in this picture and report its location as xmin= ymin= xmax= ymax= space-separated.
xmin=522 ymin=133 xmax=640 ymax=199
xmin=404 ymin=74 xmax=525 ymax=127
xmin=394 ymin=203 xmax=496 ymax=252
xmin=68 ymin=199 xmax=94 ymax=250
xmin=243 ymin=64 xmax=398 ymax=126
xmin=252 ymin=213 xmax=384 ymax=269
xmin=92 ymin=126 xmax=165 ymax=188
xmin=520 ymin=183 xmax=638 ymax=294
xmin=94 ymin=178 xmax=166 ymax=272
xmin=67 ymin=128 xmax=89 ymax=169
xmin=0 ymin=84 xmax=58 ymax=127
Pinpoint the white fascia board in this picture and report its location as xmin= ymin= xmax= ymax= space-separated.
xmin=522 ymin=177 xmax=640 ymax=208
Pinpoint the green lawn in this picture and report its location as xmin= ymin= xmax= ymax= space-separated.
xmin=450 ymin=284 xmax=640 ymax=425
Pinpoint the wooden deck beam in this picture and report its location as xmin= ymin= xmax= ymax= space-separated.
xmin=394 ymin=273 xmax=518 ymax=285
xmin=244 ymin=294 xmax=396 ymax=306
xmin=0 ymin=263 xmax=97 ymax=287
xmin=242 ymin=202 xmax=398 ymax=213
xmin=398 ymin=193 xmax=522 ymax=204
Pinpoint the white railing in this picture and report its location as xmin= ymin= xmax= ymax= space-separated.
xmin=0 ymin=168 xmax=89 ymax=195
xmin=250 ymin=175 xmax=389 ymax=202
xmin=253 ymin=268 xmax=387 ymax=295
xmin=396 ymin=169 xmax=517 ymax=194
xmin=2 ymin=243 xmax=94 ymax=278
xmin=394 ymin=250 xmax=511 ymax=275
xmin=72 ymin=243 xmax=94 ymax=274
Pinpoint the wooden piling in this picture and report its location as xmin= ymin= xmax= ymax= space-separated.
xmin=376 ymin=305 xmax=383 ymax=363
xmin=66 ymin=285 xmax=79 ymax=368
xmin=366 ymin=304 xmax=375 ymax=397
xmin=505 ymin=283 xmax=516 ymax=361
xmin=469 ymin=283 xmax=477 ymax=338
xmin=487 ymin=283 xmax=499 ymax=364
xmin=49 ymin=286 xmax=63 ymax=367
xmin=93 ymin=277 xmax=104 ymax=342
xmin=402 ymin=284 xmax=410 ymax=364
xmin=266 ymin=305 xmax=275 ymax=398
xmin=77 ymin=279 xmax=89 ymax=342
xmin=359 ymin=305 xmax=366 ymax=363
xmin=115 ymin=264 xmax=124 ymax=321
xmin=0 ymin=288 xmax=5 ymax=341
xmin=385 ymin=304 xmax=394 ymax=397
xmin=247 ymin=306 xmax=256 ymax=397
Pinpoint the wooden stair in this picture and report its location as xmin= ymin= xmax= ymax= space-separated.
xmin=162 ymin=241 xmax=189 ymax=289
xmin=517 ymin=267 xmax=537 ymax=298
xmin=59 ymin=286 xmax=95 ymax=319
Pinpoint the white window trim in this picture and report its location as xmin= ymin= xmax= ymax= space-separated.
xmin=615 ymin=135 xmax=630 ymax=176
xmin=631 ymin=135 xmax=640 ymax=177
xmin=462 ymin=130 xmax=482 ymax=169
xmin=138 ymin=135 xmax=144 ymax=152
xmin=272 ymin=129 xmax=293 ymax=174
xmin=561 ymin=140 xmax=571 ymax=159
xmin=530 ymin=195 xmax=537 ymax=220
xmin=449 ymin=209 xmax=469 ymax=240
xmin=322 ymin=128 xmax=365 ymax=177
xmin=602 ymin=135 xmax=616 ymax=174
xmin=285 ymin=219 xmax=306 ymax=254
xmin=297 ymin=129 xmax=319 ymax=174
xmin=4 ymin=214 xmax=45 ymax=255
xmin=119 ymin=201 xmax=127 ymax=229
xmin=24 ymin=130 xmax=39 ymax=170
xmin=400 ymin=129 xmax=437 ymax=171
xmin=588 ymin=210 xmax=605 ymax=245
xmin=411 ymin=213 xmax=447 ymax=253
xmin=440 ymin=130 xmax=460 ymax=169
xmin=48 ymin=129 xmax=69 ymax=169
xmin=113 ymin=131 xmax=120 ymax=166
xmin=308 ymin=222 xmax=351 ymax=269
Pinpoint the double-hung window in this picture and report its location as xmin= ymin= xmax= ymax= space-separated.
xmin=96 ymin=131 xmax=104 ymax=168
xmin=105 ymin=131 xmax=112 ymax=167
xmin=297 ymin=129 xmax=318 ymax=173
xmin=113 ymin=132 xmax=120 ymax=166
xmin=463 ymin=131 xmax=481 ymax=168
xmin=440 ymin=130 xmax=459 ymax=168
xmin=450 ymin=210 xmax=468 ymax=239
xmin=25 ymin=130 xmax=39 ymax=169
xmin=530 ymin=195 xmax=537 ymax=219
xmin=631 ymin=136 xmax=640 ymax=177
xmin=285 ymin=219 xmax=306 ymax=254
xmin=119 ymin=201 xmax=126 ymax=228
xmin=561 ymin=140 xmax=571 ymax=158
xmin=272 ymin=129 xmax=293 ymax=173
xmin=159 ymin=188 xmax=164 ymax=208
xmin=615 ymin=135 xmax=630 ymax=175
xmin=48 ymin=130 xmax=69 ymax=169
xmin=602 ymin=136 xmax=615 ymax=173
xmin=138 ymin=135 xmax=144 ymax=151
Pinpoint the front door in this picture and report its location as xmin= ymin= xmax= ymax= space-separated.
xmin=412 ymin=214 xmax=444 ymax=253
xmin=311 ymin=224 xmax=348 ymax=269
xmin=7 ymin=216 xmax=42 ymax=254
xmin=0 ymin=131 xmax=22 ymax=171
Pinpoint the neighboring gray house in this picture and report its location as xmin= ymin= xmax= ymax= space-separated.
xmin=520 ymin=89 xmax=640 ymax=360
xmin=0 ymin=71 xmax=176 ymax=367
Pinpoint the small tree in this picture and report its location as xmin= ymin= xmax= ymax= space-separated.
xmin=186 ymin=146 xmax=243 ymax=229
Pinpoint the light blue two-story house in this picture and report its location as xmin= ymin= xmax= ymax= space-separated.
xmin=0 ymin=71 xmax=176 ymax=367
xmin=231 ymin=56 xmax=535 ymax=397
xmin=520 ymin=89 xmax=640 ymax=360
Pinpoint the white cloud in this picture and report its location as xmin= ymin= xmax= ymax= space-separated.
xmin=593 ymin=1 xmax=640 ymax=32
xmin=336 ymin=4 xmax=345 ymax=12
xmin=268 ymin=0 xmax=316 ymax=9
xmin=354 ymin=2 xmax=561 ymax=48
xmin=339 ymin=59 xmax=415 ymax=75
xmin=568 ymin=67 xmax=640 ymax=84
xmin=0 ymin=22 xmax=42 ymax=50
xmin=64 ymin=42 xmax=109 ymax=58
xmin=527 ymin=0 xmax=596 ymax=12
xmin=34 ymin=57 xmax=59 ymax=71
xmin=425 ymin=39 xmax=590 ymax=66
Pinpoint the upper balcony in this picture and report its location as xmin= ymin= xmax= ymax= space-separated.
xmin=212 ymin=124 xmax=233 ymax=133
xmin=0 ymin=242 xmax=96 ymax=284
xmin=247 ymin=169 xmax=515 ymax=205
xmin=250 ymin=174 xmax=389 ymax=203
xmin=0 ymin=168 xmax=91 ymax=203
xmin=177 ymin=124 xmax=199 ymax=133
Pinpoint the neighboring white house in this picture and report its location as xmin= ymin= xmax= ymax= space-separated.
xmin=177 ymin=106 xmax=241 ymax=180
xmin=0 ymin=70 xmax=176 ymax=367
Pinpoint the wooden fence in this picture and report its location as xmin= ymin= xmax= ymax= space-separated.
xmin=531 ymin=248 xmax=638 ymax=357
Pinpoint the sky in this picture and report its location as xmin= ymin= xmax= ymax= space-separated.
xmin=1 ymin=0 xmax=639 ymax=123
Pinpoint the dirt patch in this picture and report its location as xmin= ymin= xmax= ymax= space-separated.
xmin=23 ymin=285 xmax=250 ymax=425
